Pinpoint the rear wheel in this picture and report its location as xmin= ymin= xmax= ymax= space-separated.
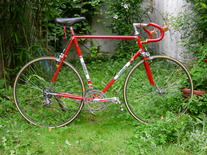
xmin=13 ymin=57 xmax=85 ymax=127
xmin=124 ymin=56 xmax=193 ymax=124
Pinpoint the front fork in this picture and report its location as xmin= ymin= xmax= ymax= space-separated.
xmin=143 ymin=56 xmax=155 ymax=85
xmin=137 ymin=34 xmax=155 ymax=86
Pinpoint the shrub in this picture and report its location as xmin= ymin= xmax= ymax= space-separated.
xmin=130 ymin=114 xmax=207 ymax=154
xmin=102 ymin=0 xmax=143 ymax=58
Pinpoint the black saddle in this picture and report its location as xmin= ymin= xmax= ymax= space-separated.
xmin=55 ymin=17 xmax=86 ymax=26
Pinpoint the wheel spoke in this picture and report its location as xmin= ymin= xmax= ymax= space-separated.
xmin=124 ymin=56 xmax=193 ymax=124
xmin=13 ymin=57 xmax=85 ymax=127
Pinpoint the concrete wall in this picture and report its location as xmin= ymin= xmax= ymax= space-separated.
xmin=92 ymin=0 xmax=191 ymax=61
xmin=151 ymin=0 xmax=191 ymax=61
xmin=91 ymin=9 xmax=118 ymax=57
xmin=64 ymin=0 xmax=191 ymax=62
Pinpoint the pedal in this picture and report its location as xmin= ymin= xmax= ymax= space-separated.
xmin=112 ymin=97 xmax=124 ymax=111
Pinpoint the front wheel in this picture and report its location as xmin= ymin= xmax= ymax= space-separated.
xmin=123 ymin=56 xmax=193 ymax=124
xmin=13 ymin=57 xmax=85 ymax=127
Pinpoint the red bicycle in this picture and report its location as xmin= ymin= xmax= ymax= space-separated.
xmin=13 ymin=17 xmax=193 ymax=127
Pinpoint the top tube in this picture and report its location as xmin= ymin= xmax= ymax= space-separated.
xmin=55 ymin=17 xmax=168 ymax=44
xmin=74 ymin=35 xmax=137 ymax=40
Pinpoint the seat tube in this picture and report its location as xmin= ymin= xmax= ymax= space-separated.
xmin=80 ymin=56 xmax=94 ymax=89
xmin=73 ymin=37 xmax=94 ymax=89
xmin=51 ymin=37 xmax=73 ymax=83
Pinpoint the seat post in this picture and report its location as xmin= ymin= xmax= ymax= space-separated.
xmin=70 ymin=26 xmax=75 ymax=35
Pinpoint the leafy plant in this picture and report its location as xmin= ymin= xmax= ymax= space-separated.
xmin=133 ymin=116 xmax=192 ymax=144
xmin=1 ymin=60 xmax=207 ymax=155
xmin=181 ymin=113 xmax=207 ymax=154
xmin=189 ymin=44 xmax=207 ymax=91
xmin=0 ymin=0 xmax=103 ymax=86
xmin=171 ymin=0 xmax=207 ymax=55
xmin=190 ymin=65 xmax=207 ymax=91
xmin=130 ymin=114 xmax=207 ymax=154
xmin=101 ymin=0 xmax=144 ymax=59
xmin=188 ymin=94 xmax=207 ymax=115
xmin=88 ymin=45 xmax=102 ymax=61
xmin=171 ymin=0 xmax=207 ymax=115
xmin=189 ymin=43 xmax=207 ymax=91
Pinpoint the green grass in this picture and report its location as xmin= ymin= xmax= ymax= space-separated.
xmin=1 ymin=59 xmax=207 ymax=154
xmin=2 ymin=108 xmax=206 ymax=155
xmin=0 ymin=107 xmax=136 ymax=154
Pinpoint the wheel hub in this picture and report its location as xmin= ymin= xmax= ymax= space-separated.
xmin=155 ymin=85 xmax=166 ymax=94
xmin=43 ymin=88 xmax=55 ymax=106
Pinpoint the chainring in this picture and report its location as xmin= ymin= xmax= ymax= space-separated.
xmin=84 ymin=90 xmax=107 ymax=113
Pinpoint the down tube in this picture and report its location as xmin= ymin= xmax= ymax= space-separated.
xmin=102 ymin=61 xmax=132 ymax=93
xmin=102 ymin=51 xmax=141 ymax=93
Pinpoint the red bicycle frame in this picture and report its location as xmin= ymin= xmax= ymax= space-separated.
xmin=53 ymin=22 xmax=165 ymax=100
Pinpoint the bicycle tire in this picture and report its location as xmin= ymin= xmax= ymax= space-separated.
xmin=13 ymin=57 xmax=85 ymax=127
xmin=123 ymin=56 xmax=193 ymax=124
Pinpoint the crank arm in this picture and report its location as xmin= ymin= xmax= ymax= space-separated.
xmin=93 ymin=97 xmax=118 ymax=103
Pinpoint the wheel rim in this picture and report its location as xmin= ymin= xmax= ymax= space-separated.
xmin=13 ymin=57 xmax=85 ymax=127
xmin=124 ymin=56 xmax=193 ymax=124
